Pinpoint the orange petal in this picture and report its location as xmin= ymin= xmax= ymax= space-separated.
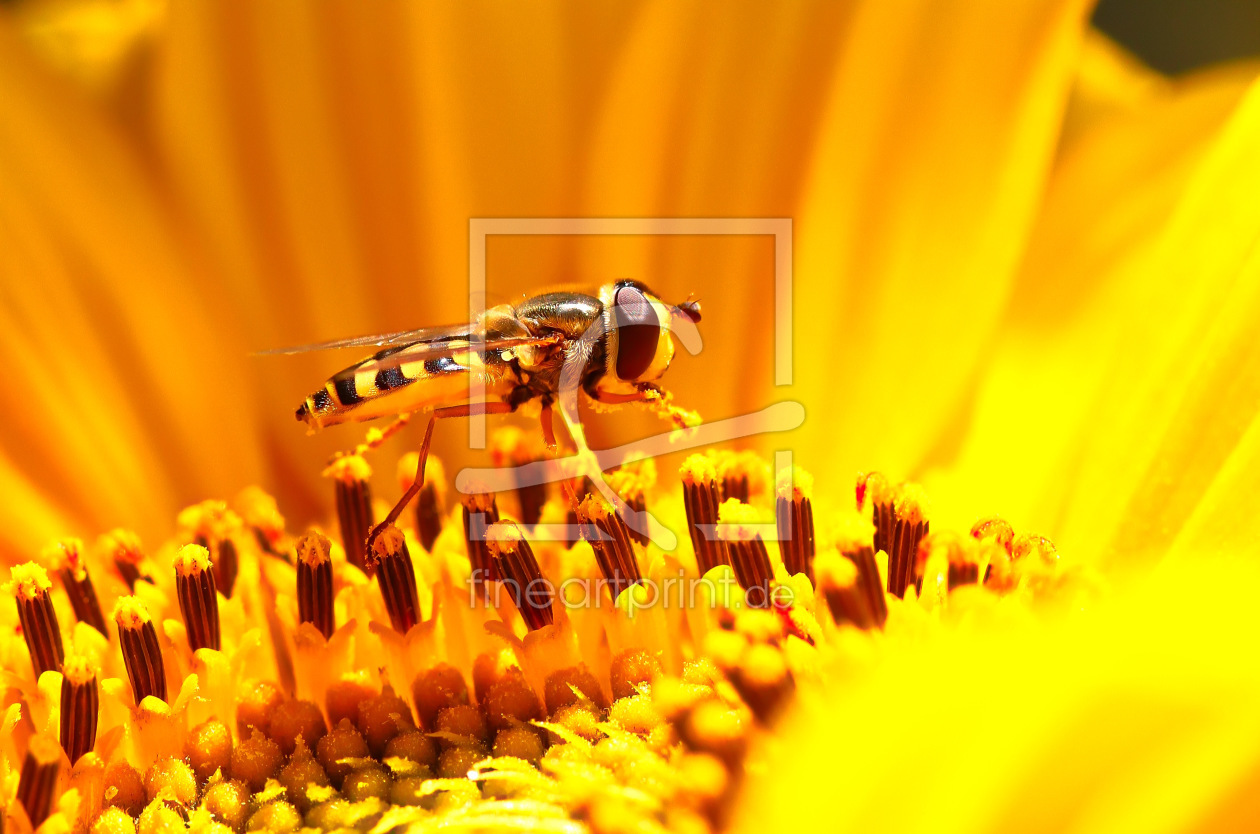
xmin=0 ymin=19 xmax=267 ymax=545
xmin=789 ymin=0 xmax=1091 ymax=485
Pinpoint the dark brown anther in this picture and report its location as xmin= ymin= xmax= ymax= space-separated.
xmin=711 ymin=450 xmax=748 ymax=504
xmin=17 ymin=736 xmax=60 ymax=828
xmin=716 ymin=501 xmax=775 ymax=609
xmin=856 ymin=472 xmax=895 ymax=560
xmin=235 ymin=486 xmax=288 ymax=558
xmin=461 ymin=489 xmax=500 ymax=592
xmin=947 ymin=542 xmax=981 ymax=589
xmin=816 ymin=552 xmax=879 ymax=630
xmin=913 ymin=531 xmax=980 ymax=598
xmin=888 ymin=487 xmax=930 ymax=598
xmin=562 ymin=476 xmax=587 ymax=548
xmin=8 ymin=563 xmax=65 ymax=679
xmin=858 ymin=475 xmax=929 ymax=598
xmin=178 ymin=501 xmax=243 ymax=597
xmin=722 ymin=474 xmax=749 ymax=505
xmin=775 ymin=468 xmax=816 ymax=583
xmin=325 ymin=456 xmax=375 ymax=576
xmin=114 ymin=596 xmax=167 ymax=704
xmin=43 ymin=539 xmax=108 ymax=636
xmin=485 ymin=521 xmax=554 ymax=631
xmin=296 ymin=531 xmax=335 ymax=639
xmin=215 ymin=538 xmax=240 ymax=597
xmin=606 ymin=460 xmax=656 ymax=548
xmin=399 ymin=452 xmax=447 ymax=553
xmin=174 ymin=544 xmax=221 ymax=652
xmin=715 ymin=450 xmax=769 ymax=506
xmin=490 ymin=427 xmax=548 ymax=526
xmin=575 ymin=494 xmax=643 ymax=601
xmin=731 ymin=643 xmax=794 ymax=722
xmin=60 ymin=655 xmax=99 ymax=765
xmin=100 ymin=529 xmax=152 ymax=591
xmin=836 ymin=531 xmax=888 ymax=629
xmin=368 ymin=526 xmax=420 ymax=634
xmin=681 ymin=455 xmax=729 ymax=574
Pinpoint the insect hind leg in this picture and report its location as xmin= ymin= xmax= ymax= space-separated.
xmin=366 ymin=401 xmax=515 ymax=555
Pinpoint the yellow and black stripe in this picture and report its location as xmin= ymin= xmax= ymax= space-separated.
xmin=296 ymin=338 xmax=493 ymax=429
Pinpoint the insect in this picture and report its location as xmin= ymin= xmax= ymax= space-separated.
xmin=268 ymin=280 xmax=703 ymax=543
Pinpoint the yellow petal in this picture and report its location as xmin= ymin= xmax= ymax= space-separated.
xmin=1048 ymin=77 xmax=1260 ymax=567
xmin=790 ymin=0 xmax=1091 ymax=484
xmin=931 ymin=57 xmax=1260 ymax=541
xmin=740 ymin=556 xmax=1260 ymax=833
xmin=0 ymin=19 xmax=267 ymax=546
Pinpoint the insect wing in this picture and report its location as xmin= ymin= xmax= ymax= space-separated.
xmin=255 ymin=323 xmax=475 ymax=356
xmin=352 ymin=333 xmax=565 ymax=376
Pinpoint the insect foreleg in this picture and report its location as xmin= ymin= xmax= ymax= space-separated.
xmin=365 ymin=401 xmax=515 ymax=555
xmin=591 ymin=383 xmax=697 ymax=430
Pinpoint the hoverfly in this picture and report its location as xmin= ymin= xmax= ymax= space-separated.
xmin=267 ymin=280 xmax=702 ymax=543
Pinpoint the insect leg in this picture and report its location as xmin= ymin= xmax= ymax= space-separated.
xmin=588 ymin=382 xmax=662 ymax=405
xmin=327 ymin=413 xmax=414 ymax=466
xmin=366 ymin=401 xmax=514 ymax=554
xmin=360 ymin=412 xmax=413 ymax=453
xmin=592 ymin=384 xmax=695 ymax=430
xmin=539 ymin=401 xmax=557 ymax=451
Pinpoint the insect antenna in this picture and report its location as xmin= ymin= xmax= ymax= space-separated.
xmin=100 ymin=529 xmax=152 ymax=591
xmin=490 ymin=428 xmax=549 ymax=527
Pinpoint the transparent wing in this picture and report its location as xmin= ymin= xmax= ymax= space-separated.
xmin=351 ymin=332 xmax=566 ymax=374
xmin=255 ymin=323 xmax=476 ymax=356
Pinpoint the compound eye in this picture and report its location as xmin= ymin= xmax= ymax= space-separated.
xmin=613 ymin=285 xmax=661 ymax=380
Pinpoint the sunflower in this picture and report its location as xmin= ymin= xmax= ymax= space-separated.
xmin=2 ymin=1 xmax=1260 ymax=832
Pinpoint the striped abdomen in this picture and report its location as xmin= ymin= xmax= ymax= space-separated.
xmin=296 ymin=339 xmax=502 ymax=430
